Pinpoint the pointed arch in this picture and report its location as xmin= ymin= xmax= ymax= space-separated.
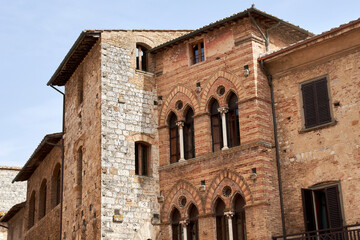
xmin=159 ymin=85 xmax=199 ymax=125
xmin=200 ymin=70 xmax=245 ymax=111
xmin=162 ymin=180 xmax=203 ymax=221
xmin=205 ymin=168 xmax=253 ymax=212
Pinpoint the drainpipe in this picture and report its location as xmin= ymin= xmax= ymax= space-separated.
xmin=50 ymin=85 xmax=65 ymax=240
xmin=260 ymin=60 xmax=287 ymax=240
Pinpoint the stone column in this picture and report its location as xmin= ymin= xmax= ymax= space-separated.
xmin=218 ymin=107 xmax=229 ymax=150
xmin=225 ymin=211 xmax=234 ymax=240
xmin=180 ymin=220 xmax=188 ymax=240
xmin=176 ymin=121 xmax=185 ymax=161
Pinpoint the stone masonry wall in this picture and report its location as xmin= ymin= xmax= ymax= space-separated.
xmin=0 ymin=167 xmax=26 ymax=240
xmin=100 ymin=30 xmax=190 ymax=240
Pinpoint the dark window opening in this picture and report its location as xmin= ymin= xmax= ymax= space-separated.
xmin=39 ymin=180 xmax=47 ymax=219
xmin=233 ymin=194 xmax=246 ymax=240
xmin=184 ymin=108 xmax=195 ymax=159
xmin=215 ymin=198 xmax=229 ymax=240
xmin=28 ymin=191 xmax=35 ymax=229
xmin=210 ymin=100 xmax=223 ymax=152
xmin=188 ymin=204 xmax=199 ymax=240
xmin=78 ymin=69 xmax=84 ymax=105
xmin=76 ymin=147 xmax=83 ymax=207
xmin=302 ymin=184 xmax=343 ymax=233
xmin=51 ymin=164 xmax=61 ymax=208
xmin=192 ymin=41 xmax=205 ymax=64
xmin=136 ymin=44 xmax=148 ymax=71
xmin=135 ymin=142 xmax=150 ymax=176
xmin=226 ymin=93 xmax=240 ymax=148
xmin=171 ymin=208 xmax=183 ymax=240
xmin=169 ymin=113 xmax=180 ymax=163
xmin=301 ymin=78 xmax=331 ymax=129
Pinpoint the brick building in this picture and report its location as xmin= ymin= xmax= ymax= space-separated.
xmin=1 ymin=7 xmax=359 ymax=240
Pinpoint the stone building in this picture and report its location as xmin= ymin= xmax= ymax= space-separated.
xmin=0 ymin=167 xmax=26 ymax=240
xmin=1 ymin=7 xmax=359 ymax=240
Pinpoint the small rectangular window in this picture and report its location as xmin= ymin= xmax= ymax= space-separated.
xmin=135 ymin=142 xmax=150 ymax=176
xmin=301 ymin=77 xmax=332 ymax=129
xmin=192 ymin=41 xmax=205 ymax=65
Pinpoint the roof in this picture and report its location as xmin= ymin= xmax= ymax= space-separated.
xmin=150 ymin=6 xmax=313 ymax=53
xmin=47 ymin=29 xmax=192 ymax=86
xmin=13 ymin=133 xmax=63 ymax=182
xmin=47 ymin=30 xmax=101 ymax=86
xmin=0 ymin=202 xmax=25 ymax=222
xmin=258 ymin=17 xmax=360 ymax=61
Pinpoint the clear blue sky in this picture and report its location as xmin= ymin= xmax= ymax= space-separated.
xmin=0 ymin=0 xmax=359 ymax=167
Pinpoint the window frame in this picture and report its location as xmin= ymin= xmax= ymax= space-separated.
xmin=190 ymin=40 xmax=205 ymax=65
xmin=299 ymin=76 xmax=335 ymax=132
xmin=226 ymin=93 xmax=240 ymax=148
xmin=136 ymin=43 xmax=149 ymax=72
xmin=135 ymin=142 xmax=150 ymax=176
xmin=210 ymin=100 xmax=223 ymax=152
xmin=169 ymin=113 xmax=180 ymax=163
xmin=184 ymin=108 xmax=195 ymax=160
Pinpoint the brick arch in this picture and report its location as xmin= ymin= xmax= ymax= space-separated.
xmin=204 ymin=168 xmax=253 ymax=212
xmin=162 ymin=180 xmax=204 ymax=221
xmin=200 ymin=70 xmax=244 ymax=111
xmin=159 ymin=85 xmax=199 ymax=125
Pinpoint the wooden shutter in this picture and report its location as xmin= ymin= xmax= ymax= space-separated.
xmin=302 ymin=83 xmax=317 ymax=128
xmin=315 ymin=79 xmax=331 ymax=125
xmin=325 ymin=185 xmax=343 ymax=228
xmin=302 ymin=78 xmax=331 ymax=128
xmin=135 ymin=143 xmax=139 ymax=174
xmin=301 ymin=189 xmax=316 ymax=231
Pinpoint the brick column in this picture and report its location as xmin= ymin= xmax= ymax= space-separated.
xmin=218 ymin=107 xmax=229 ymax=150
xmin=225 ymin=211 xmax=234 ymax=240
xmin=176 ymin=121 xmax=185 ymax=161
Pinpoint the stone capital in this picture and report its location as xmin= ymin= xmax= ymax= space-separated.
xmin=224 ymin=211 xmax=234 ymax=218
xmin=180 ymin=220 xmax=188 ymax=226
xmin=218 ymin=107 xmax=229 ymax=115
xmin=176 ymin=121 xmax=185 ymax=128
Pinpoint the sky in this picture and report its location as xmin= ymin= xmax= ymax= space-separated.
xmin=0 ymin=0 xmax=359 ymax=167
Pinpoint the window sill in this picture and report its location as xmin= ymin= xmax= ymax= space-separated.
xmin=299 ymin=120 xmax=337 ymax=134
xmin=135 ymin=69 xmax=154 ymax=76
xmin=189 ymin=60 xmax=206 ymax=68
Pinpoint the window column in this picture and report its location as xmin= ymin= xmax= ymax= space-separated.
xmin=218 ymin=107 xmax=229 ymax=150
xmin=225 ymin=211 xmax=234 ymax=240
xmin=180 ymin=220 xmax=188 ymax=240
xmin=176 ymin=121 xmax=185 ymax=161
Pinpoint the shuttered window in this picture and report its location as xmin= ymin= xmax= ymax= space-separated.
xmin=301 ymin=78 xmax=331 ymax=128
xmin=169 ymin=113 xmax=180 ymax=163
xmin=135 ymin=142 xmax=149 ymax=176
xmin=210 ymin=100 xmax=223 ymax=152
xmin=226 ymin=93 xmax=240 ymax=148
xmin=301 ymin=184 xmax=343 ymax=232
xmin=184 ymin=108 xmax=195 ymax=159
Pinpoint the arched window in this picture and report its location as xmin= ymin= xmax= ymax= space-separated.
xmin=171 ymin=208 xmax=183 ymax=240
xmin=215 ymin=198 xmax=229 ymax=240
xmin=226 ymin=93 xmax=240 ymax=148
xmin=169 ymin=113 xmax=180 ymax=163
xmin=233 ymin=194 xmax=246 ymax=240
xmin=39 ymin=179 xmax=47 ymax=219
xmin=184 ymin=108 xmax=195 ymax=159
xmin=28 ymin=191 xmax=35 ymax=229
xmin=135 ymin=142 xmax=150 ymax=176
xmin=188 ymin=204 xmax=199 ymax=240
xmin=136 ymin=44 xmax=149 ymax=71
xmin=51 ymin=163 xmax=61 ymax=208
xmin=210 ymin=99 xmax=223 ymax=152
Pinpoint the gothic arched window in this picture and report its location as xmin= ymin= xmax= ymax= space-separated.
xmin=169 ymin=113 xmax=180 ymax=163
xmin=233 ymin=194 xmax=246 ymax=240
xmin=171 ymin=208 xmax=183 ymax=240
xmin=215 ymin=198 xmax=229 ymax=240
xmin=226 ymin=93 xmax=240 ymax=148
xmin=210 ymin=99 xmax=223 ymax=152
xmin=39 ymin=179 xmax=47 ymax=219
xmin=184 ymin=108 xmax=195 ymax=159
xmin=188 ymin=204 xmax=199 ymax=240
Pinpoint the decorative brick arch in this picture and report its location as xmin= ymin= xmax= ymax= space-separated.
xmin=162 ymin=180 xmax=203 ymax=222
xmin=200 ymin=70 xmax=244 ymax=111
xmin=204 ymin=168 xmax=253 ymax=213
xmin=159 ymin=85 xmax=200 ymax=125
